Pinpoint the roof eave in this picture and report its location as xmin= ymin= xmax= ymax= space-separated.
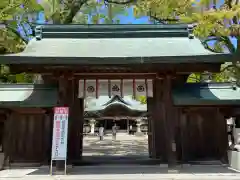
xmin=173 ymin=101 xmax=240 ymax=106
xmin=85 ymin=102 xmax=147 ymax=112
xmin=0 ymin=84 xmax=58 ymax=108
xmin=0 ymin=53 xmax=233 ymax=65
xmin=172 ymin=82 xmax=240 ymax=106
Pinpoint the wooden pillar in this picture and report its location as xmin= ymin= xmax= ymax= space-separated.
xmin=67 ymin=78 xmax=84 ymax=164
xmin=216 ymin=108 xmax=228 ymax=163
xmin=58 ymin=76 xmax=69 ymax=106
xmin=78 ymin=98 xmax=84 ymax=160
xmin=163 ymin=75 xmax=177 ymax=165
xmin=152 ymin=75 xmax=177 ymax=164
xmin=152 ymin=78 xmax=166 ymax=160
xmin=56 ymin=76 xmax=70 ymax=169
xmin=147 ymin=97 xmax=154 ymax=158
xmin=43 ymin=110 xmax=53 ymax=164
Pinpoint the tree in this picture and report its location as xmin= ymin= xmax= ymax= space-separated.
xmin=1 ymin=0 xmax=130 ymax=82
xmin=132 ymin=0 xmax=192 ymax=23
xmin=40 ymin=0 xmax=129 ymax=24
xmin=133 ymin=0 xmax=240 ymax=83
xmin=2 ymin=0 xmax=238 ymax=84
xmin=0 ymin=0 xmax=43 ymax=83
xmin=131 ymin=0 xmax=240 ymax=103
xmin=180 ymin=0 xmax=240 ymax=84
xmin=0 ymin=0 xmax=43 ymax=52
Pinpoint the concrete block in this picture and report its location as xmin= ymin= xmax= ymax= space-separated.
xmin=228 ymin=150 xmax=240 ymax=171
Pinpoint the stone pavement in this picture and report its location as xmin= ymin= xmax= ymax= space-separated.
xmin=82 ymin=134 xmax=149 ymax=157
xmin=1 ymin=134 xmax=240 ymax=179
xmin=1 ymin=165 xmax=240 ymax=180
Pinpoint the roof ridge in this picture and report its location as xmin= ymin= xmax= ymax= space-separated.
xmin=103 ymin=95 xmax=131 ymax=106
xmin=34 ymin=24 xmax=194 ymax=40
xmin=37 ymin=24 xmax=190 ymax=31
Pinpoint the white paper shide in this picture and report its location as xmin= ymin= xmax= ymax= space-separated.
xmin=78 ymin=79 xmax=153 ymax=98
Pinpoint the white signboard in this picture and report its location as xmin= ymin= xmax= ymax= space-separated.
xmin=51 ymin=107 xmax=69 ymax=161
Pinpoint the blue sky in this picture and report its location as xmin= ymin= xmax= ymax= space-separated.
xmin=36 ymin=6 xmax=150 ymax=24
xmin=32 ymin=0 xmax=237 ymax=49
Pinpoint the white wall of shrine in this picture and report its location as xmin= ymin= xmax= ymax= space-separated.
xmin=78 ymin=79 xmax=153 ymax=98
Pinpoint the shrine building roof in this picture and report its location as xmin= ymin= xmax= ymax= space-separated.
xmin=84 ymin=95 xmax=147 ymax=118
xmin=85 ymin=95 xmax=147 ymax=112
xmin=102 ymin=95 xmax=131 ymax=106
xmin=173 ymin=83 xmax=240 ymax=106
xmin=0 ymin=24 xmax=234 ymax=65
xmin=0 ymin=84 xmax=58 ymax=107
xmin=0 ymin=83 xmax=238 ymax=108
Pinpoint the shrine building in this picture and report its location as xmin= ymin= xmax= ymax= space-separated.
xmin=84 ymin=95 xmax=147 ymax=134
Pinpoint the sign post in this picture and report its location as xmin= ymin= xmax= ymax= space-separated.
xmin=50 ymin=107 xmax=69 ymax=175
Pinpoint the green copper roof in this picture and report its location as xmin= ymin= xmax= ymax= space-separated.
xmin=0 ymin=24 xmax=233 ymax=65
xmin=84 ymin=96 xmax=146 ymax=118
xmin=102 ymin=95 xmax=131 ymax=106
xmin=0 ymin=83 xmax=238 ymax=108
xmin=173 ymin=83 xmax=240 ymax=106
xmin=0 ymin=84 xmax=58 ymax=107
xmin=85 ymin=95 xmax=147 ymax=112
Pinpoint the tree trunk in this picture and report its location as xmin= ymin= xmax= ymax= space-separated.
xmin=63 ymin=0 xmax=88 ymax=24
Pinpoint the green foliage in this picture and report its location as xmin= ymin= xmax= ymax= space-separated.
xmin=180 ymin=1 xmax=240 ymax=82
xmin=0 ymin=0 xmax=43 ymax=22
xmin=179 ymin=3 xmax=240 ymax=39
xmin=2 ymin=0 xmax=239 ymax=84
xmin=136 ymin=96 xmax=147 ymax=104
xmin=132 ymin=0 xmax=240 ymax=82
xmin=187 ymin=72 xmax=230 ymax=83
xmin=1 ymin=0 xmax=130 ymax=83
xmin=40 ymin=0 xmax=129 ymax=24
xmin=133 ymin=0 xmax=193 ymax=22
xmin=0 ymin=0 xmax=43 ymax=52
xmin=187 ymin=73 xmax=201 ymax=83
xmin=0 ymin=0 xmax=40 ymax=83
